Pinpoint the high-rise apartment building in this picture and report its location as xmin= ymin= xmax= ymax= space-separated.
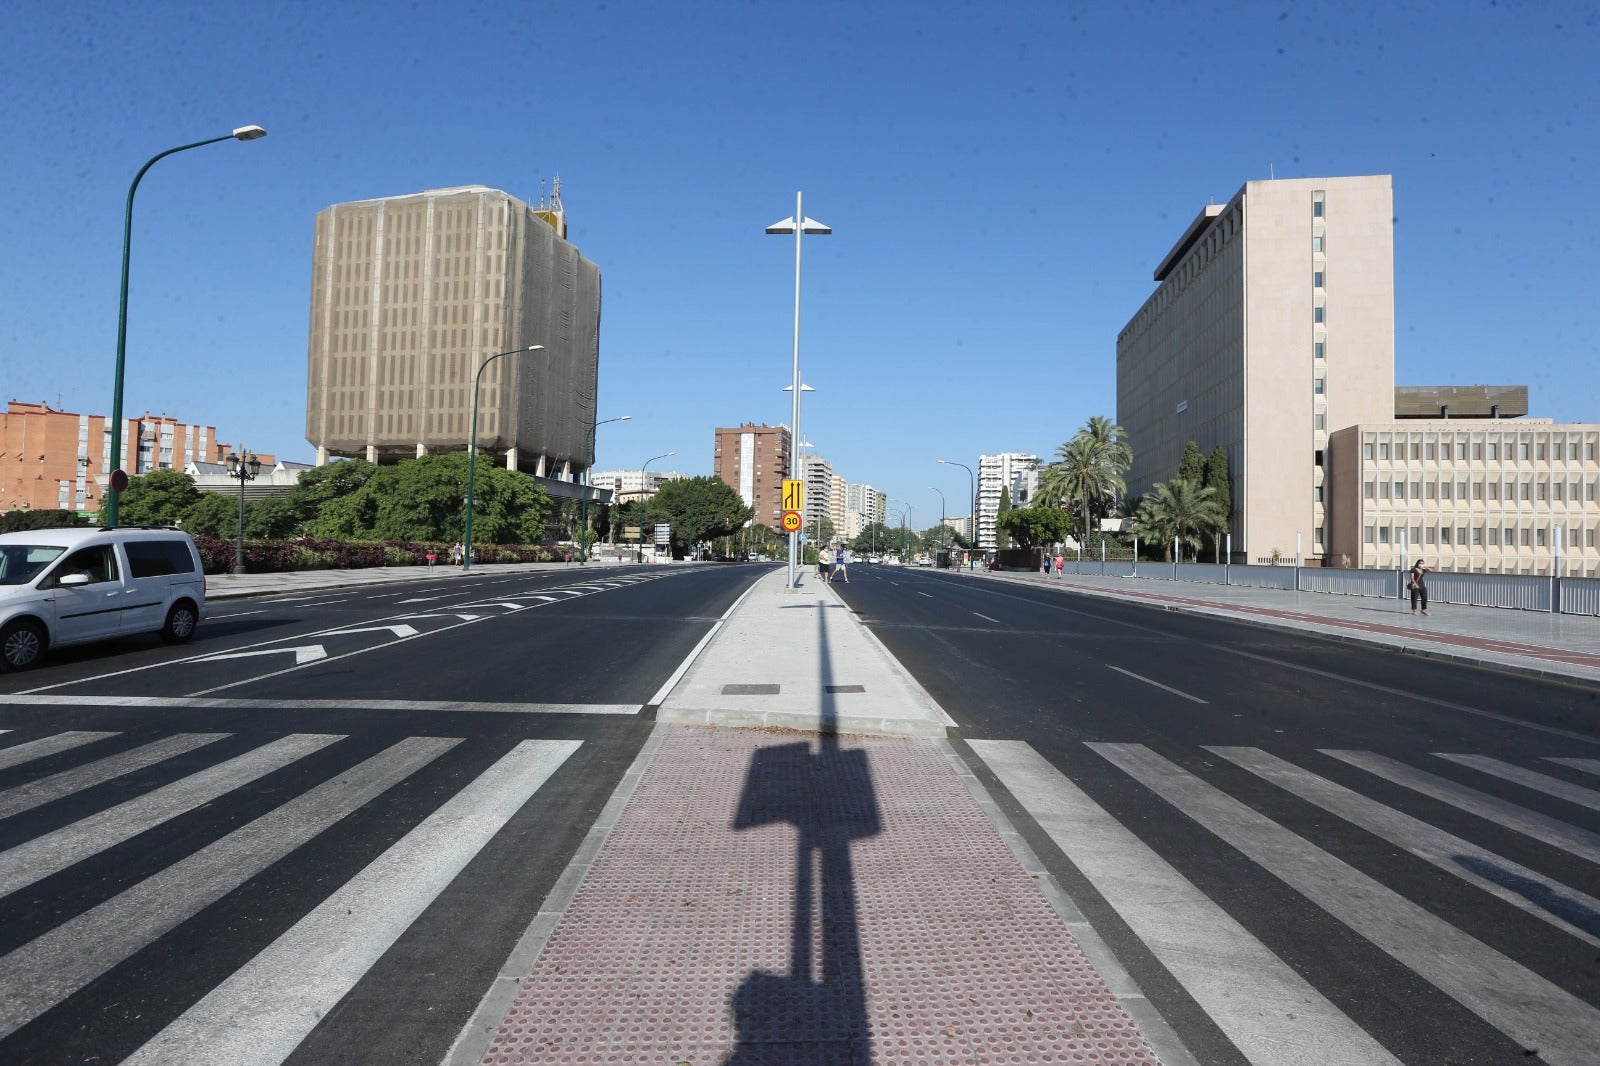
xmin=1117 ymin=175 xmax=1395 ymax=562
xmin=2 ymin=401 xmax=228 ymax=514
xmin=977 ymin=452 xmax=1038 ymax=548
xmin=713 ymin=423 xmax=792 ymax=529
xmin=845 ymin=483 xmax=885 ymax=534
xmin=305 ymin=185 xmax=601 ymax=480
xmin=801 ymin=454 xmax=834 ymax=537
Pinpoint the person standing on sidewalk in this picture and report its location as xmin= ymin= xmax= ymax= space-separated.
xmin=1409 ymin=559 xmax=1431 ymax=616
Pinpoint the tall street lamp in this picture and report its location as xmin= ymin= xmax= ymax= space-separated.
xmin=580 ymin=414 xmax=631 ymax=564
xmin=107 ymin=125 xmax=268 ymax=526
xmin=938 ymin=458 xmax=975 ymax=570
xmin=767 ymin=193 xmax=831 ymax=591
xmin=637 ymin=451 xmax=676 ymax=563
xmin=929 ymin=486 xmax=946 ymax=561
xmin=463 ymin=344 xmax=545 ymax=571
xmin=223 ymin=449 xmax=262 ymax=574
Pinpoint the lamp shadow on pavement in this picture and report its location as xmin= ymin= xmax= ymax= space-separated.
xmin=727 ymin=602 xmax=882 ymax=1064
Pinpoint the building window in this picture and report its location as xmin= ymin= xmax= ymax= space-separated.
xmin=1315 ymin=341 xmax=1325 ymax=360
xmin=1378 ymin=443 xmax=1389 ymax=460
xmin=1488 ymin=527 xmax=1499 ymax=546
xmin=1440 ymin=527 xmax=1451 ymax=545
xmin=1425 ymin=443 xmax=1436 ymax=460
xmin=1315 ymin=413 xmax=1326 ymax=430
xmin=1472 ymin=442 xmax=1483 ymax=460
xmin=1364 ymin=526 xmax=1375 ymax=545
xmin=1394 ymin=481 xmax=1406 ymax=499
xmin=1364 ymin=481 xmax=1376 ymax=500
xmin=1519 ymin=442 xmax=1530 ymax=461
xmin=1440 ymin=481 xmax=1451 ymax=500
xmin=1378 ymin=526 xmax=1390 ymax=544
xmin=1314 ymin=378 xmax=1325 ymax=395
xmin=1472 ymin=526 xmax=1482 ymax=546
xmin=1314 ymin=306 xmax=1325 ymax=324
xmin=1363 ymin=442 xmax=1374 ymax=460
xmin=1312 ymin=194 xmax=1325 ymax=217
xmin=1313 ymin=271 xmax=1324 ymax=288
xmin=1488 ymin=442 xmax=1499 ymax=461
xmin=1520 ymin=481 xmax=1531 ymax=501
xmin=1315 ymin=485 xmax=1324 ymax=503
xmin=1521 ymin=527 xmax=1531 ymax=547
xmin=1313 ymin=235 xmax=1324 ymax=252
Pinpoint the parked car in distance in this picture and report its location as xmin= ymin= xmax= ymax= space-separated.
xmin=0 ymin=526 xmax=207 ymax=671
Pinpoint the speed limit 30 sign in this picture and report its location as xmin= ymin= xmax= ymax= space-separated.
xmin=780 ymin=510 xmax=802 ymax=533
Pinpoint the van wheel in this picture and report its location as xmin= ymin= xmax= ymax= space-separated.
xmin=162 ymin=601 xmax=199 ymax=644
xmin=1 ymin=620 xmax=46 ymax=671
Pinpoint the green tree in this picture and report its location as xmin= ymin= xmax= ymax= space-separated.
xmin=101 ymin=469 xmax=200 ymax=526
xmin=1 ymin=509 xmax=89 ymax=533
xmin=849 ymin=522 xmax=897 ymax=557
xmin=244 ymin=495 xmax=300 ymax=539
xmin=808 ymin=515 xmax=837 ymax=548
xmin=994 ymin=486 xmax=1013 ymax=549
xmin=1039 ymin=436 xmax=1112 ymax=547
xmin=290 ymin=459 xmax=376 ymax=532
xmin=646 ymin=476 xmax=752 ymax=552
xmin=994 ymin=506 xmax=1073 ymax=551
xmin=182 ymin=493 xmax=240 ymax=539
xmin=304 ymin=454 xmax=551 ymax=544
xmin=1203 ymin=445 xmax=1233 ymax=561
xmin=1134 ymin=478 xmax=1225 ymax=562
xmin=1178 ymin=440 xmax=1205 ymax=485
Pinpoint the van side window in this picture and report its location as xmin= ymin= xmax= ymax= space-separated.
xmin=53 ymin=546 xmax=119 ymax=585
xmin=125 ymin=540 xmax=196 ymax=577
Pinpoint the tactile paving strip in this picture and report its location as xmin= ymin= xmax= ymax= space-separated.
xmin=481 ymin=727 xmax=1162 ymax=1064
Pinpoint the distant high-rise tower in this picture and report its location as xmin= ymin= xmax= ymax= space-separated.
xmin=305 ymin=184 xmax=601 ymax=479
xmin=714 ymin=423 xmax=792 ymax=529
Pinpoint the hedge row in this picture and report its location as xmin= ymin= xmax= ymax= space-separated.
xmin=192 ymin=536 xmax=561 ymax=576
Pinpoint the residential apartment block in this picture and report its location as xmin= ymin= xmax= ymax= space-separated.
xmin=712 ymin=423 xmax=791 ymax=530
xmin=845 ymin=482 xmax=885 ymax=539
xmin=1117 ymin=175 xmax=1395 ymax=563
xmin=977 ymin=453 xmax=1039 ymax=548
xmin=305 ymin=184 xmax=601 ymax=480
xmin=1328 ymin=420 xmax=1600 ymax=576
xmin=2 ymin=400 xmax=228 ymax=514
xmin=801 ymin=454 xmax=834 ymax=538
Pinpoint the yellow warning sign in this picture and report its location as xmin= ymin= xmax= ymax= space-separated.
xmin=782 ymin=479 xmax=804 ymax=511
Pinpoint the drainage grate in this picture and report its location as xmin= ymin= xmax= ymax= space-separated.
xmin=823 ymin=684 xmax=866 ymax=693
xmin=721 ymin=683 xmax=780 ymax=695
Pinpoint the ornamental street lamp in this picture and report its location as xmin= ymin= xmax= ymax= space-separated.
xmin=463 ymin=345 xmax=545 ymax=571
xmin=223 ymin=449 xmax=262 ymax=574
xmin=767 ymin=194 xmax=831 ymax=590
xmin=580 ymin=415 xmax=631 ymax=564
xmin=937 ymin=458 xmax=975 ymax=570
xmin=106 ymin=125 xmax=267 ymax=526
xmin=637 ymin=451 xmax=676 ymax=563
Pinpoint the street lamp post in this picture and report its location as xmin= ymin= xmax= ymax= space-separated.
xmin=637 ymin=451 xmax=675 ymax=563
xmin=106 ymin=125 xmax=268 ymax=526
xmin=767 ymin=194 xmax=831 ymax=591
xmin=580 ymin=415 xmax=631 ymax=564
xmin=463 ymin=345 xmax=545 ymax=571
xmin=929 ymin=486 xmax=946 ymax=565
xmin=223 ymin=449 xmax=262 ymax=574
xmin=937 ymin=459 xmax=975 ymax=569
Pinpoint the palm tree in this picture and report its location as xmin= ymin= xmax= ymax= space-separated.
xmin=1134 ymin=477 xmax=1225 ymax=562
xmin=1039 ymin=436 xmax=1120 ymax=550
xmin=1079 ymin=415 xmax=1133 ymax=478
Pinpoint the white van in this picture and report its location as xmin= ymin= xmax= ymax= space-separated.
xmin=0 ymin=526 xmax=207 ymax=671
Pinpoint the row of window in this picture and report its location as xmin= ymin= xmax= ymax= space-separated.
xmin=1364 ymin=439 xmax=1600 ymax=462
xmin=1364 ymin=525 xmax=1598 ymax=548
xmin=1364 ymin=478 xmax=1599 ymax=502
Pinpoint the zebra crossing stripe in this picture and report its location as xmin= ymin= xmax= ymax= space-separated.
xmin=1090 ymin=742 xmax=1600 ymax=1066
xmin=1433 ymin=753 xmax=1600 ymax=812
xmin=0 ymin=733 xmax=229 ymax=820
xmin=0 ymin=734 xmax=342 ymax=898
xmin=968 ymin=739 xmax=1401 ymax=1066
xmin=0 ymin=736 xmax=459 ymax=1038
xmin=1209 ymin=746 xmax=1600 ymax=947
xmin=1545 ymin=757 xmax=1600 ymax=778
xmin=1324 ymin=750 xmax=1600 ymax=865
xmin=0 ymin=731 xmax=118 ymax=771
xmin=122 ymin=738 xmax=580 ymax=1066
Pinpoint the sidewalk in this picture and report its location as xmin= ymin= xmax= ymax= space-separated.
xmin=457 ymin=569 xmax=1184 ymax=1065
xmin=966 ymin=568 xmax=1600 ymax=686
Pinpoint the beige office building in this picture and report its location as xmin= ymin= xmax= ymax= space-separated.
xmin=1118 ymin=175 xmax=1395 ymax=562
xmin=305 ymin=185 xmax=600 ymax=478
xmin=1328 ymin=418 xmax=1600 ymax=576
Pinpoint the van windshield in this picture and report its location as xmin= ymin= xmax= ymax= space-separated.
xmin=0 ymin=545 xmax=67 ymax=585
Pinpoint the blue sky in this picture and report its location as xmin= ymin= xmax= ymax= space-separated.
xmin=3 ymin=1 xmax=1596 ymax=530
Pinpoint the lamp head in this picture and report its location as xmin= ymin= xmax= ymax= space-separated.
xmin=224 ymin=451 xmax=239 ymax=474
xmin=232 ymin=125 xmax=267 ymax=141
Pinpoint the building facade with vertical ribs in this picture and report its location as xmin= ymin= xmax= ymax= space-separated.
xmin=713 ymin=423 xmax=792 ymax=530
xmin=1117 ymin=175 xmax=1395 ymax=563
xmin=305 ymin=185 xmax=601 ymax=481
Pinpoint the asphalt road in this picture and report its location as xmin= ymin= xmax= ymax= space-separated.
xmin=0 ymin=562 xmax=768 ymax=1065
xmin=833 ymin=563 xmax=1600 ymax=1066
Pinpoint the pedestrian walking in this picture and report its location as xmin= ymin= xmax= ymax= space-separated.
xmin=1042 ymin=553 xmax=1052 ymax=577
xmin=1409 ymin=559 xmax=1431 ymax=616
xmin=817 ymin=551 xmax=831 ymax=583
xmin=834 ymin=546 xmax=850 ymax=583
xmin=1054 ymin=552 xmax=1065 ymax=577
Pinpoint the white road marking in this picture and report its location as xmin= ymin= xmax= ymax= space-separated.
xmin=0 ymin=731 xmax=117 ymax=771
xmin=1211 ymin=746 xmax=1600 ymax=947
xmin=970 ymin=739 xmax=1400 ymax=1065
xmin=193 ymin=645 xmax=328 ymax=666
xmin=0 ymin=733 xmax=229 ymax=820
xmin=123 ymin=739 xmax=579 ymax=1066
xmin=648 ymin=576 xmax=764 ymax=706
xmin=396 ymin=596 xmax=449 ymax=604
xmin=1546 ymin=757 xmax=1600 ymax=777
xmin=209 ymin=609 xmax=267 ymax=620
xmin=1325 ymin=750 xmax=1600 ymax=864
xmin=916 ymin=591 xmax=933 ymax=598
xmin=0 ymin=736 xmax=458 ymax=1037
xmin=1434 ymin=753 xmax=1600 ymax=811
xmin=1091 ymin=742 xmax=1600 ymax=1065
xmin=0 ymin=696 xmax=639 ymax=714
xmin=972 ymin=613 xmax=1000 ymax=623
xmin=1107 ymin=664 xmax=1209 ymax=704
xmin=397 ymin=612 xmax=482 ymax=621
xmin=0 ymin=734 xmax=341 ymax=897
xmin=326 ymin=624 xmax=419 ymax=639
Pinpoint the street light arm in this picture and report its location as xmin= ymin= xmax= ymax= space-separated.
xmin=463 ymin=345 xmax=545 ymax=570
